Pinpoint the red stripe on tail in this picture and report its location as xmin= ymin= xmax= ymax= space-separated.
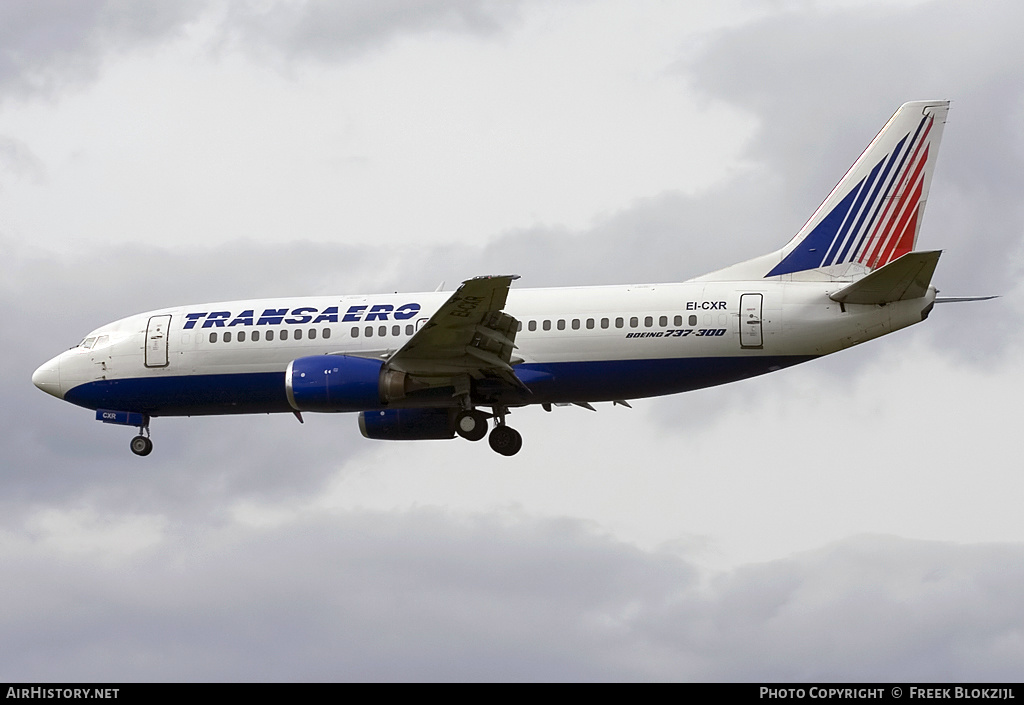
xmin=866 ymin=144 xmax=929 ymax=268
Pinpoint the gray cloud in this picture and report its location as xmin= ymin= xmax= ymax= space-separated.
xmin=0 ymin=522 xmax=1019 ymax=681
xmin=687 ymin=535 xmax=1024 ymax=681
xmin=0 ymin=1 xmax=530 ymax=102
xmin=0 ymin=1 xmax=203 ymax=100
xmin=687 ymin=0 xmax=1024 ymax=298
xmin=219 ymin=0 xmax=527 ymax=65
xmin=0 ymin=510 xmax=695 ymax=681
xmin=0 ymin=135 xmax=46 ymax=184
xmin=428 ymin=173 xmax=786 ymax=291
xmin=674 ymin=0 xmax=1024 ymax=368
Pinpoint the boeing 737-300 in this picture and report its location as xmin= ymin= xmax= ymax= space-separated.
xmin=33 ymin=100 xmax=988 ymax=456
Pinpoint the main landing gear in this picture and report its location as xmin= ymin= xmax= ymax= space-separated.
xmin=488 ymin=424 xmax=522 ymax=457
xmin=454 ymin=407 xmax=522 ymax=456
xmin=454 ymin=409 xmax=489 ymax=442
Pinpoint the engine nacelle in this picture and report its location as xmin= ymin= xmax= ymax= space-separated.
xmin=285 ymin=355 xmax=409 ymax=412
xmin=358 ymin=408 xmax=455 ymax=440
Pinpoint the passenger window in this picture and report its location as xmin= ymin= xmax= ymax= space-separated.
xmin=405 ymin=325 xmax=413 ymax=335
xmin=674 ymin=315 xmax=682 ymax=326
xmin=237 ymin=332 xmax=246 ymax=342
xmin=209 ymin=332 xmax=218 ymax=343
xmin=543 ymin=320 xmax=551 ymax=331
xmin=323 ymin=328 xmax=331 ymax=339
xmin=224 ymin=332 xmax=232 ymax=343
xmin=351 ymin=327 xmax=359 ymax=338
xmin=294 ymin=329 xmax=303 ymax=340
xmin=615 ymin=317 xmax=623 ymax=328
xmin=644 ymin=316 xmax=653 ymax=327
xmin=392 ymin=325 xmax=400 ymax=336
xmin=252 ymin=331 xmax=260 ymax=342
xmin=571 ymin=319 xmax=580 ymax=330
xmin=630 ymin=317 xmax=638 ymax=328
xmin=689 ymin=315 xmax=697 ymax=326
xmin=308 ymin=329 xmax=316 ymax=340
xmin=517 ymin=321 xmax=523 ymax=332
xmin=378 ymin=325 xmax=386 ymax=337
xmin=557 ymin=320 xmax=565 ymax=331
xmin=267 ymin=330 xmax=274 ymax=341
xmin=659 ymin=316 xmax=667 ymax=327
xmin=586 ymin=319 xmax=594 ymax=329
xmin=281 ymin=330 xmax=289 ymax=341
xmin=365 ymin=326 xmax=373 ymax=337
xmin=601 ymin=318 xmax=609 ymax=329
xmin=529 ymin=320 xmax=537 ymax=332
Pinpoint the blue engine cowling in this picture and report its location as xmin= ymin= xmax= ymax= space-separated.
xmin=286 ymin=355 xmax=409 ymax=412
xmin=358 ymin=408 xmax=455 ymax=440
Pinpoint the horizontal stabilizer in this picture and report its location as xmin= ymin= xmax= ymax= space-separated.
xmin=829 ymin=250 xmax=941 ymax=305
xmin=934 ymin=295 xmax=999 ymax=303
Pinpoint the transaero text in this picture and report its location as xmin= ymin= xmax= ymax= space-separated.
xmin=183 ymin=303 xmax=423 ymax=329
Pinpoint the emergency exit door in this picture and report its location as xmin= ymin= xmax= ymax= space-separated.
xmin=145 ymin=315 xmax=171 ymax=368
xmin=739 ymin=294 xmax=763 ymax=349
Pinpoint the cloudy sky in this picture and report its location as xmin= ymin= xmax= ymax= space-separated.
xmin=3 ymin=0 xmax=1023 ymax=682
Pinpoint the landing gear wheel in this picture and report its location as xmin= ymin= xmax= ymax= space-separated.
xmin=130 ymin=435 xmax=153 ymax=457
xmin=455 ymin=410 xmax=489 ymax=441
xmin=488 ymin=425 xmax=522 ymax=456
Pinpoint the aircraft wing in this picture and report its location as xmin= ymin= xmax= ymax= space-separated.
xmin=385 ymin=275 xmax=525 ymax=389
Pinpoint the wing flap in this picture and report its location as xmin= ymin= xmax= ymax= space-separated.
xmin=386 ymin=275 xmax=522 ymax=380
xmin=829 ymin=250 xmax=941 ymax=305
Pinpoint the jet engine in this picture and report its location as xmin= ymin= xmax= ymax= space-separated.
xmin=358 ymin=408 xmax=455 ymax=440
xmin=285 ymin=355 xmax=410 ymax=412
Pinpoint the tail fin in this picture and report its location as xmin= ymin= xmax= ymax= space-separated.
xmin=765 ymin=100 xmax=949 ymax=279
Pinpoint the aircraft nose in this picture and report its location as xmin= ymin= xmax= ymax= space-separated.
xmin=32 ymin=354 xmax=63 ymax=399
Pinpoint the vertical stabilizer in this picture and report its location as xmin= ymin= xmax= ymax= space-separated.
xmin=765 ymin=100 xmax=949 ymax=279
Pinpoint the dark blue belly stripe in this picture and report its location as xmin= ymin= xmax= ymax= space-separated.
xmin=63 ymin=355 xmax=817 ymax=416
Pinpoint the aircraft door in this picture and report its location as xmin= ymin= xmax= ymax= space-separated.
xmin=739 ymin=294 xmax=763 ymax=349
xmin=145 ymin=315 xmax=172 ymax=368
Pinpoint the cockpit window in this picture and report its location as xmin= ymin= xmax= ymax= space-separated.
xmin=80 ymin=337 xmax=97 ymax=350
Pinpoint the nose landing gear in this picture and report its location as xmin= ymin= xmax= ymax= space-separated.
xmin=96 ymin=409 xmax=155 ymax=457
xmin=130 ymin=434 xmax=153 ymax=456
xmin=130 ymin=418 xmax=153 ymax=457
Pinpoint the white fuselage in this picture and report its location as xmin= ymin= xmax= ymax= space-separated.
xmin=33 ymin=279 xmax=935 ymax=417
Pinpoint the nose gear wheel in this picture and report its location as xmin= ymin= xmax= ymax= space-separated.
xmin=130 ymin=435 xmax=153 ymax=456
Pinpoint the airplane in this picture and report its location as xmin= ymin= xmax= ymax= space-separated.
xmin=32 ymin=100 xmax=990 ymax=457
